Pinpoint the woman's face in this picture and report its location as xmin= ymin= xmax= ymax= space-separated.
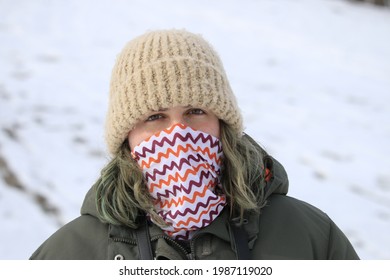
xmin=128 ymin=106 xmax=220 ymax=149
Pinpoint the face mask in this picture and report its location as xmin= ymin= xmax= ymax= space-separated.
xmin=131 ymin=123 xmax=226 ymax=240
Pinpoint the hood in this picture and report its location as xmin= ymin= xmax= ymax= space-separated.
xmin=243 ymin=132 xmax=289 ymax=200
xmin=81 ymin=134 xmax=289 ymax=219
xmin=80 ymin=184 xmax=98 ymax=217
xmin=240 ymin=153 xmax=289 ymax=249
xmin=80 ymin=135 xmax=290 ymax=249
xmin=231 ymin=134 xmax=289 ymax=248
xmin=262 ymin=154 xmax=289 ymax=199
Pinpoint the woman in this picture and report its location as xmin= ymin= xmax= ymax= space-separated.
xmin=30 ymin=29 xmax=359 ymax=260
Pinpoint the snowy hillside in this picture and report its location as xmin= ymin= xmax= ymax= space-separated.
xmin=0 ymin=0 xmax=389 ymax=259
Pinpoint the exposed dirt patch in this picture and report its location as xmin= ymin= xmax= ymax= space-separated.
xmin=0 ymin=152 xmax=62 ymax=224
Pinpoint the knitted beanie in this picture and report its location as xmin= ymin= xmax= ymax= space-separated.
xmin=105 ymin=29 xmax=243 ymax=155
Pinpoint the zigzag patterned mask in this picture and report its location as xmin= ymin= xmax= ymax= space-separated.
xmin=131 ymin=123 xmax=226 ymax=240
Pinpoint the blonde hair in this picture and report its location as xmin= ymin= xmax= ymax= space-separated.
xmin=95 ymin=121 xmax=266 ymax=228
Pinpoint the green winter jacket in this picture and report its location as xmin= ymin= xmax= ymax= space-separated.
xmin=30 ymin=153 xmax=359 ymax=260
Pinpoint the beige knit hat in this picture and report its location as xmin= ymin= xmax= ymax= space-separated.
xmin=105 ymin=29 xmax=243 ymax=155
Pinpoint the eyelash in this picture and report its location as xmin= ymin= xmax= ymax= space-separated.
xmin=145 ymin=108 xmax=206 ymax=122
xmin=188 ymin=108 xmax=205 ymax=115
xmin=145 ymin=114 xmax=163 ymax=122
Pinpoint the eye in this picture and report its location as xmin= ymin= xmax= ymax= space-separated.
xmin=187 ymin=108 xmax=206 ymax=115
xmin=145 ymin=113 xmax=164 ymax=122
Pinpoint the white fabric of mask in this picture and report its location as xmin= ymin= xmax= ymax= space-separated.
xmin=131 ymin=123 xmax=226 ymax=240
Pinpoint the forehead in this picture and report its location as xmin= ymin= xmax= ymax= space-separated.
xmin=153 ymin=105 xmax=192 ymax=112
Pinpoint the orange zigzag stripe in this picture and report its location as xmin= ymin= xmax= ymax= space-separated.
xmin=157 ymin=180 xmax=214 ymax=209
xmin=139 ymin=143 xmax=221 ymax=169
xmin=144 ymin=123 xmax=187 ymax=143
xmin=149 ymin=162 xmax=209 ymax=192
xmin=174 ymin=199 xmax=226 ymax=228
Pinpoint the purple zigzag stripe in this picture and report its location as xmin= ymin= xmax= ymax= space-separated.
xmin=172 ymin=204 xmax=225 ymax=233
xmin=144 ymin=154 xmax=205 ymax=182
xmin=133 ymin=132 xmax=221 ymax=159
xmin=160 ymin=195 xmax=222 ymax=220
xmin=154 ymin=170 xmax=213 ymax=199
xmin=196 ymin=204 xmax=226 ymax=228
xmin=168 ymin=203 xmax=225 ymax=240
xmin=157 ymin=181 xmax=214 ymax=209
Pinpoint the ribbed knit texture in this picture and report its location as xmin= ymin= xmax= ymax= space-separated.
xmin=105 ymin=29 xmax=243 ymax=155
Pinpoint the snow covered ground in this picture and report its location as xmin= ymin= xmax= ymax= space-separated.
xmin=0 ymin=0 xmax=389 ymax=259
